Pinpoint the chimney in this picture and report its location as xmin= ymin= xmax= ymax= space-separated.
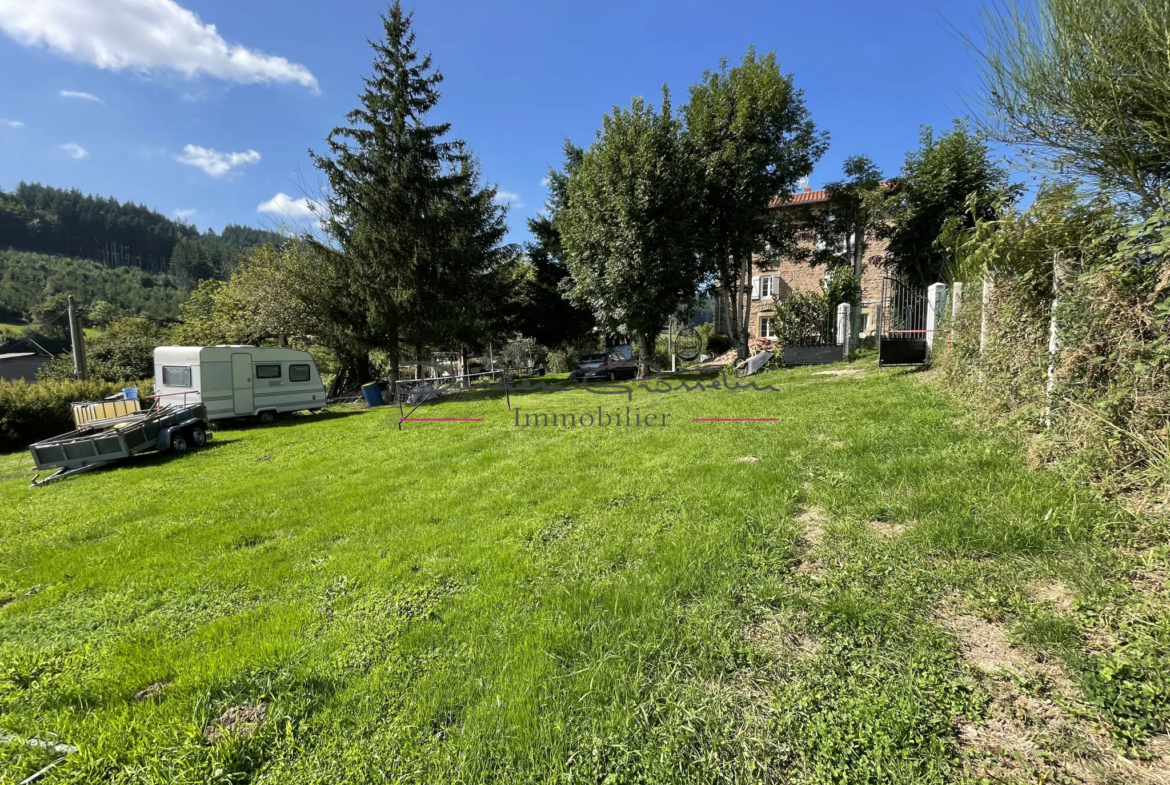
xmin=805 ymin=186 xmax=812 ymax=193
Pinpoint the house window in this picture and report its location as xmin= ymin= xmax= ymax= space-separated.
xmin=759 ymin=316 xmax=777 ymax=339
xmin=161 ymin=365 xmax=191 ymax=387
xmin=760 ymin=276 xmax=776 ymax=298
xmin=289 ymin=364 xmax=311 ymax=382
xmin=256 ymin=364 xmax=282 ymax=379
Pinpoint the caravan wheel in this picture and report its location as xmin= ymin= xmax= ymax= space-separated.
xmin=171 ymin=433 xmax=189 ymax=453
xmin=258 ymin=411 xmax=276 ymax=425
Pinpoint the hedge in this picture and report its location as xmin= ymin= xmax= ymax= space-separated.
xmin=0 ymin=378 xmax=153 ymax=454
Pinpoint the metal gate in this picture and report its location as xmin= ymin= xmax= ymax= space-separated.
xmin=877 ymin=278 xmax=929 ymax=367
xmin=783 ymin=309 xmax=845 ymax=366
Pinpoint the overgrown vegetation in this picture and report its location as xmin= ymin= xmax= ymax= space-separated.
xmin=941 ymin=185 xmax=1170 ymax=499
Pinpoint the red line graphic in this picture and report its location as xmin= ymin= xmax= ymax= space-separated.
xmin=692 ymin=418 xmax=778 ymax=422
xmin=401 ymin=418 xmax=484 ymax=422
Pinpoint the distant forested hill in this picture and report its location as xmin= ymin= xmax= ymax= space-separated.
xmin=0 ymin=182 xmax=283 ymax=275
xmin=0 ymin=249 xmax=185 ymax=323
xmin=0 ymin=182 xmax=285 ymax=321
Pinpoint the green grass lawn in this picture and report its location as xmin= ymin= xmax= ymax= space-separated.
xmin=1 ymin=364 xmax=1167 ymax=784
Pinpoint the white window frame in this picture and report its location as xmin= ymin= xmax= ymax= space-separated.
xmin=759 ymin=316 xmax=777 ymax=339
xmin=760 ymin=275 xmax=776 ymax=298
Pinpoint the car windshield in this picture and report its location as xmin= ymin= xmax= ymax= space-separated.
xmin=580 ymin=354 xmax=606 ymax=365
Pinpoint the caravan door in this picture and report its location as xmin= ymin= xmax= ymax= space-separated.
xmin=231 ymin=353 xmax=254 ymax=415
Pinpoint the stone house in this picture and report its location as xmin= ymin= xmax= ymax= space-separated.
xmin=713 ymin=187 xmax=888 ymax=341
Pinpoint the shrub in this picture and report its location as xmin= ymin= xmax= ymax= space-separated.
xmin=0 ymin=378 xmax=153 ymax=453
xmin=704 ymin=332 xmax=734 ymax=356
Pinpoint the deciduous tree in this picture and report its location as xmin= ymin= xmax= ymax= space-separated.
xmin=560 ymin=88 xmax=700 ymax=375
xmin=683 ymin=48 xmax=827 ymax=360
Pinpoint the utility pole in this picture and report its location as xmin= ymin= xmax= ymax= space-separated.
xmin=68 ymin=295 xmax=89 ymax=380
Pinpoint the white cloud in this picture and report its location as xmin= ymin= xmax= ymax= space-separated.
xmin=257 ymin=192 xmax=322 ymax=221
xmin=1 ymin=119 xmax=23 ymax=128
xmin=172 ymin=207 xmax=197 ymax=220
xmin=60 ymin=89 xmax=102 ymax=103
xmin=494 ymin=190 xmax=524 ymax=209
xmin=59 ymin=142 xmax=88 ymax=159
xmin=0 ymin=0 xmax=318 ymax=93
xmin=175 ymin=143 xmax=259 ymax=177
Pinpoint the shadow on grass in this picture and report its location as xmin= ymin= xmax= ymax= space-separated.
xmin=211 ymin=409 xmax=368 ymax=433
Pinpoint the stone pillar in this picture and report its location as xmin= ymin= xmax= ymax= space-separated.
xmin=925 ymin=283 xmax=947 ymax=359
xmin=980 ymin=278 xmax=993 ymax=353
xmin=951 ymin=282 xmax=963 ymax=321
xmin=836 ymin=302 xmax=851 ymax=355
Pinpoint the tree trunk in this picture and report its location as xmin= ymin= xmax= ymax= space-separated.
xmin=737 ymin=252 xmax=753 ymax=360
xmin=637 ymin=333 xmax=654 ymax=379
xmin=355 ymin=353 xmax=372 ymax=385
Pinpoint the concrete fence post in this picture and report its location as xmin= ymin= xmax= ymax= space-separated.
xmin=836 ymin=302 xmax=851 ymax=355
xmin=951 ymin=282 xmax=963 ymax=321
xmin=925 ymin=283 xmax=947 ymax=359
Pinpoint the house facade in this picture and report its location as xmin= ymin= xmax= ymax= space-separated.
xmin=713 ymin=187 xmax=888 ymax=341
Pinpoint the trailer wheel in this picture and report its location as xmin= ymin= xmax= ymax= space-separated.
xmin=258 ymin=411 xmax=276 ymax=425
xmin=171 ymin=433 xmax=189 ymax=453
xmin=189 ymin=426 xmax=207 ymax=448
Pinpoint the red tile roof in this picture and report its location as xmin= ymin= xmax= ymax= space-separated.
xmin=769 ymin=187 xmax=829 ymax=208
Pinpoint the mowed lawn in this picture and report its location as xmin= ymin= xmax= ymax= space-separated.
xmin=1 ymin=366 xmax=1167 ymax=784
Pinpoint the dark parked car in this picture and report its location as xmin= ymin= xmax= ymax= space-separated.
xmin=570 ymin=352 xmax=639 ymax=382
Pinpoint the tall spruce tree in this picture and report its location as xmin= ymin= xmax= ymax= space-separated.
xmin=310 ymin=1 xmax=466 ymax=385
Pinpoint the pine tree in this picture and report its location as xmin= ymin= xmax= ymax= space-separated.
xmin=310 ymin=1 xmax=466 ymax=386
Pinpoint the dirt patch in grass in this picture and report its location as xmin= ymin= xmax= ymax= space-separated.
xmin=942 ymin=602 xmax=1170 ymax=783
xmin=869 ymin=521 xmax=907 ymax=539
xmin=1032 ymin=579 xmax=1076 ymax=615
xmin=795 ymin=508 xmax=825 ymax=547
xmin=204 ymin=703 xmax=267 ymax=744
xmin=735 ymin=455 xmax=760 ymax=463
xmin=813 ymin=369 xmax=866 ymax=378
xmin=133 ymin=682 xmax=168 ymax=702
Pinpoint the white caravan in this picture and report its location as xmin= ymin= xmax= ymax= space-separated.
xmin=153 ymin=346 xmax=327 ymax=422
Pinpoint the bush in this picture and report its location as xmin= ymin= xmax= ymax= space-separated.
xmin=0 ymin=378 xmax=153 ymax=453
xmin=704 ymin=332 xmax=734 ymax=356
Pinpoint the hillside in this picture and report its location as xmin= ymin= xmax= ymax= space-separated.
xmin=0 ymin=182 xmax=283 ymax=276
xmin=0 ymin=249 xmax=185 ymax=323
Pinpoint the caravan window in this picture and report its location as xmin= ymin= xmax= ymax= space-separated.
xmin=289 ymin=364 xmax=311 ymax=382
xmin=162 ymin=365 xmax=192 ymax=387
xmin=256 ymin=364 xmax=282 ymax=379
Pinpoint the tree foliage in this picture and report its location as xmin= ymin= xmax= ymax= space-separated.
xmin=560 ymin=88 xmax=701 ymax=373
xmin=882 ymin=121 xmax=1017 ymax=284
xmin=683 ymin=48 xmax=828 ymax=359
xmin=518 ymin=142 xmax=596 ymax=348
xmin=973 ymin=0 xmax=1170 ymax=211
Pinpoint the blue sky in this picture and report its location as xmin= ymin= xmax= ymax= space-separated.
xmin=0 ymin=0 xmax=994 ymax=244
